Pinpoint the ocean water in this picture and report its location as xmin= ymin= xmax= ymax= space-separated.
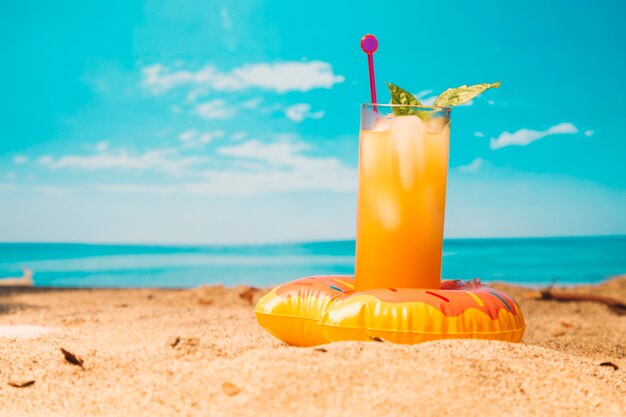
xmin=0 ymin=236 xmax=624 ymax=288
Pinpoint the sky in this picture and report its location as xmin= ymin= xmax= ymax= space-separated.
xmin=1 ymin=0 xmax=625 ymax=244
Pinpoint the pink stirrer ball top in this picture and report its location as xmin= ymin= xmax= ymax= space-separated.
xmin=360 ymin=34 xmax=378 ymax=54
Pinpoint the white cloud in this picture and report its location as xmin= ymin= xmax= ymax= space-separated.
xmin=285 ymin=104 xmax=308 ymax=122
xmin=178 ymin=129 xmax=223 ymax=149
xmin=12 ymin=155 xmax=27 ymax=164
xmin=549 ymin=123 xmax=579 ymax=134
xmin=95 ymin=139 xmax=357 ymax=196
xmin=39 ymin=148 xmax=206 ymax=176
xmin=199 ymin=132 xmax=221 ymax=144
xmin=95 ymin=141 xmax=110 ymax=152
xmin=284 ymin=103 xmax=325 ymax=122
xmin=457 ymin=157 xmax=485 ymax=173
xmin=178 ymin=129 xmax=197 ymax=143
xmin=96 ymin=139 xmax=357 ymax=195
xmin=241 ymin=97 xmax=262 ymax=109
xmin=584 ymin=130 xmax=594 ymax=137
xmin=213 ymin=139 xmax=356 ymax=192
xmin=487 ymin=100 xmax=495 ymax=105
xmin=33 ymin=134 xmax=355 ymax=195
xmin=490 ymin=122 xmax=578 ymax=150
xmin=184 ymin=87 xmax=208 ymax=103
xmin=142 ymin=61 xmax=345 ymax=95
xmin=4 ymin=172 xmax=17 ymax=180
xmin=217 ymin=140 xmax=307 ymax=165
xmin=38 ymin=155 xmax=53 ymax=165
xmin=474 ymin=132 xmax=485 ymax=138
xmin=232 ymin=132 xmax=246 ymax=141
xmin=142 ymin=65 xmax=237 ymax=95
xmin=233 ymin=62 xmax=344 ymax=93
xmin=195 ymin=99 xmax=235 ymax=119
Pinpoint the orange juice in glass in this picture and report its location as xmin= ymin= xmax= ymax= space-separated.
xmin=354 ymin=104 xmax=451 ymax=291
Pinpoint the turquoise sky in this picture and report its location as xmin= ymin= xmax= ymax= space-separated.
xmin=1 ymin=0 xmax=625 ymax=243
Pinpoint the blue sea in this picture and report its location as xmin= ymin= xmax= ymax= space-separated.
xmin=0 ymin=236 xmax=624 ymax=288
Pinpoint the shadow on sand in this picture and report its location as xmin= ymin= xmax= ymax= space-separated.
xmin=0 ymin=285 xmax=61 ymax=315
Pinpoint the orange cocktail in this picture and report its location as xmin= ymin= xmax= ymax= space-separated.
xmin=354 ymin=104 xmax=451 ymax=291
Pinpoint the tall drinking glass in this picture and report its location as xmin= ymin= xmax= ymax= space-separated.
xmin=354 ymin=104 xmax=451 ymax=291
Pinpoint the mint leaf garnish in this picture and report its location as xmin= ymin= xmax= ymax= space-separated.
xmin=433 ymin=81 xmax=501 ymax=107
xmin=388 ymin=83 xmax=421 ymax=107
xmin=387 ymin=83 xmax=427 ymax=118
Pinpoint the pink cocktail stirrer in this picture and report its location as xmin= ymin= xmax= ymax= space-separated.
xmin=360 ymin=34 xmax=379 ymax=108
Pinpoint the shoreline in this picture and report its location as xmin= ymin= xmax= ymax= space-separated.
xmin=8 ymin=273 xmax=625 ymax=290
xmin=1 ymin=276 xmax=624 ymax=416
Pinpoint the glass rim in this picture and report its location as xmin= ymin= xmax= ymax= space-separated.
xmin=361 ymin=103 xmax=451 ymax=112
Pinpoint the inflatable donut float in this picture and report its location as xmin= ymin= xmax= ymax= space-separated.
xmin=255 ymin=275 xmax=525 ymax=347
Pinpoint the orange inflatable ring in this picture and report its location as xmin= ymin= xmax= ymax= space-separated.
xmin=255 ymin=275 xmax=525 ymax=347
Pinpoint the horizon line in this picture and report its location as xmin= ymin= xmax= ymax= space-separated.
xmin=0 ymin=233 xmax=625 ymax=247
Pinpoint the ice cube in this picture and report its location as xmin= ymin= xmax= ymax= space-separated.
xmin=377 ymin=195 xmax=400 ymax=230
xmin=368 ymin=113 xmax=394 ymax=132
xmin=390 ymin=115 xmax=426 ymax=189
xmin=425 ymin=116 xmax=447 ymax=134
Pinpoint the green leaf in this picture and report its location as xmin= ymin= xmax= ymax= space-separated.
xmin=388 ymin=83 xmax=421 ymax=107
xmin=387 ymin=83 xmax=426 ymax=118
xmin=388 ymin=83 xmax=420 ymax=116
xmin=434 ymin=81 xmax=501 ymax=107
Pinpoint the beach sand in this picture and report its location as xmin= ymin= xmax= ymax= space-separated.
xmin=1 ymin=277 xmax=624 ymax=416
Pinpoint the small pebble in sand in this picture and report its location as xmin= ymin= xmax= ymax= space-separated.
xmin=238 ymin=287 xmax=258 ymax=305
xmin=60 ymin=348 xmax=84 ymax=368
xmin=8 ymin=379 xmax=35 ymax=388
xmin=599 ymin=362 xmax=619 ymax=370
xmin=168 ymin=336 xmax=181 ymax=348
